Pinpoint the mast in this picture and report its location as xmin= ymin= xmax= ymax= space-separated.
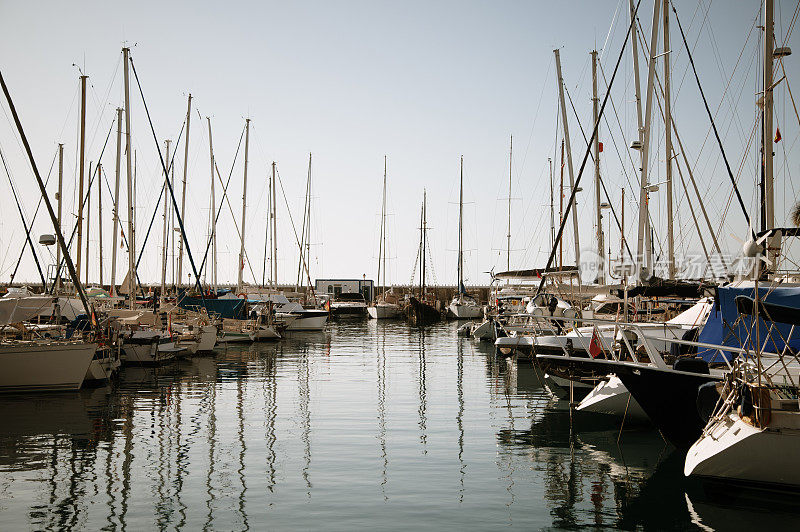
xmin=85 ymin=162 xmax=91 ymax=286
xmin=377 ymin=156 xmax=387 ymax=301
xmin=123 ymin=47 xmax=136 ymax=309
xmin=507 ymin=136 xmax=512 ymax=271
xmin=296 ymin=153 xmax=312 ymax=291
xmin=763 ymin=0 xmax=775 ymax=233
xmin=56 ymin=143 xmax=64 ymax=291
xmin=458 ymin=156 xmax=464 ymax=294
xmin=591 ymin=50 xmax=605 ymax=284
xmin=271 ymin=161 xmax=277 ymax=287
xmin=549 ymin=156 xmax=554 ymax=250
xmin=238 ymin=118 xmax=250 ymax=293
xmin=178 ymin=94 xmax=191 ymax=288
xmin=636 ymin=0 xmax=662 ymax=281
xmin=663 ymin=0 xmax=675 ymax=279
xmin=111 ymin=108 xmax=122 ymax=296
xmin=98 ymin=163 xmax=103 ymax=287
xmin=207 ymin=118 xmax=217 ymax=293
xmin=554 ymin=49 xmax=581 ymax=271
xmin=559 ymin=139 xmax=564 ymax=270
xmin=420 ymin=191 xmax=427 ymax=298
xmin=76 ymin=74 xmax=87 ymax=284
xmin=161 ymin=139 xmax=171 ymax=297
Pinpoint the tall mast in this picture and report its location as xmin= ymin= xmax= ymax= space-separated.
xmin=85 ymin=162 xmax=91 ymax=286
xmin=178 ymin=94 xmax=191 ymax=288
xmin=306 ymin=154 xmax=312 ymax=290
xmin=111 ymin=108 xmax=122 ymax=296
xmin=559 ymin=139 xmax=564 ymax=270
xmin=55 ymin=143 xmax=64 ymax=292
xmin=763 ymin=0 xmax=775 ymax=232
xmin=636 ymin=0 xmax=662 ymax=280
xmin=207 ymin=118 xmax=217 ymax=293
xmin=554 ymin=49 xmax=581 ymax=271
xmin=98 ymin=163 xmax=103 ymax=287
xmin=238 ymin=118 xmax=250 ymax=293
xmin=123 ymin=47 xmax=136 ymax=309
xmin=161 ymin=139 xmax=171 ymax=297
xmin=458 ymin=155 xmax=464 ymax=292
xmin=377 ymin=156 xmax=387 ymax=301
xmin=76 ymin=74 xmax=87 ymax=285
xmin=421 ymin=190 xmax=428 ymax=299
xmin=548 ymin=156 xmax=554 ymax=250
xmin=663 ymin=0 xmax=675 ymax=279
xmin=296 ymin=153 xmax=312 ymax=291
xmin=507 ymin=135 xmax=512 ymax=271
xmin=271 ymin=161 xmax=278 ymax=287
xmin=592 ymin=50 xmax=605 ymax=284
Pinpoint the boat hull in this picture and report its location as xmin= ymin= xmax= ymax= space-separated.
xmin=367 ymin=304 xmax=401 ymax=319
xmin=447 ymin=302 xmax=482 ymax=319
xmin=577 ymin=375 xmax=649 ymax=422
xmin=407 ymin=297 xmax=440 ymax=325
xmin=685 ymin=413 xmax=800 ymax=488
xmin=0 ymin=342 xmax=96 ymax=392
xmin=283 ymin=311 xmax=328 ymax=331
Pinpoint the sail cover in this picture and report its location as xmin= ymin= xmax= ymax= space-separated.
xmin=697 ymin=285 xmax=800 ymax=363
xmin=0 ymin=296 xmax=55 ymax=326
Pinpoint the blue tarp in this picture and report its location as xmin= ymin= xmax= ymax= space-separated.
xmin=177 ymin=291 xmax=246 ymax=320
xmin=697 ymin=285 xmax=800 ymax=363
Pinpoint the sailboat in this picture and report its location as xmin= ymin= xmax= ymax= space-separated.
xmin=368 ymin=156 xmax=401 ymax=319
xmin=407 ymin=190 xmax=440 ymax=325
xmin=448 ymin=156 xmax=482 ymax=320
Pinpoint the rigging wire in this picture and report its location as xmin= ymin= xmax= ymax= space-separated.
xmin=0 ymin=142 xmax=47 ymax=287
xmin=671 ymin=2 xmax=753 ymax=236
xmin=538 ymin=0 xmax=643 ymax=295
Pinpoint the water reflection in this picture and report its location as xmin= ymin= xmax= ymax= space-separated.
xmin=0 ymin=323 xmax=799 ymax=530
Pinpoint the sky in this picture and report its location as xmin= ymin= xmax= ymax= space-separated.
xmin=0 ymin=0 xmax=798 ymax=287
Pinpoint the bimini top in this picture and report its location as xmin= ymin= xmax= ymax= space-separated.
xmin=697 ymin=285 xmax=800 ymax=363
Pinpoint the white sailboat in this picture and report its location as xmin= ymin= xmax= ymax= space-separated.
xmin=448 ymin=156 xmax=482 ymax=320
xmin=368 ymin=156 xmax=401 ymax=319
xmin=0 ymin=297 xmax=97 ymax=392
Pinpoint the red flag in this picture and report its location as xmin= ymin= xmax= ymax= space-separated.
xmin=589 ymin=330 xmax=602 ymax=359
xmin=598 ymin=142 xmax=604 ymax=153
xmin=775 ymin=127 xmax=782 ymax=143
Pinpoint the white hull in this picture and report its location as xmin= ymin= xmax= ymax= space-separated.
xmin=217 ymin=331 xmax=252 ymax=343
xmin=283 ymin=312 xmax=328 ymax=331
xmin=84 ymin=348 xmax=121 ymax=383
xmin=367 ymin=304 xmax=401 ymax=319
xmin=0 ymin=341 xmax=96 ymax=392
xmin=495 ymin=335 xmax=535 ymax=353
xmin=448 ymin=302 xmax=482 ymax=319
xmin=543 ymin=372 xmax=595 ymax=400
xmin=577 ymin=375 xmax=649 ymax=422
xmin=196 ymin=325 xmax=218 ymax=351
xmin=121 ymin=335 xmax=177 ymax=365
xmin=685 ymin=412 xmax=800 ymax=488
xmin=471 ymin=320 xmax=495 ymax=341
xmin=248 ymin=326 xmax=281 ymax=341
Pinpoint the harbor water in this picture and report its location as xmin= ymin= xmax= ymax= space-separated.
xmin=1 ymin=321 xmax=798 ymax=530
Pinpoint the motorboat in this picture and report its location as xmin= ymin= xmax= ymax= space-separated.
xmin=330 ymin=292 xmax=368 ymax=318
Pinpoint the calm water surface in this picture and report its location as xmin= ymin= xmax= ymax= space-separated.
xmin=1 ymin=321 xmax=798 ymax=530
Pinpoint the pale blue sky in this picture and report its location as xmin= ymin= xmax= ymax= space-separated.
xmin=1 ymin=0 xmax=797 ymax=286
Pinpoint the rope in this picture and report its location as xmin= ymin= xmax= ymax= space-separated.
xmin=671 ymin=2 xmax=753 ymax=236
xmin=128 ymin=55 xmax=205 ymax=297
xmin=0 ymin=143 xmax=47 ymax=287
